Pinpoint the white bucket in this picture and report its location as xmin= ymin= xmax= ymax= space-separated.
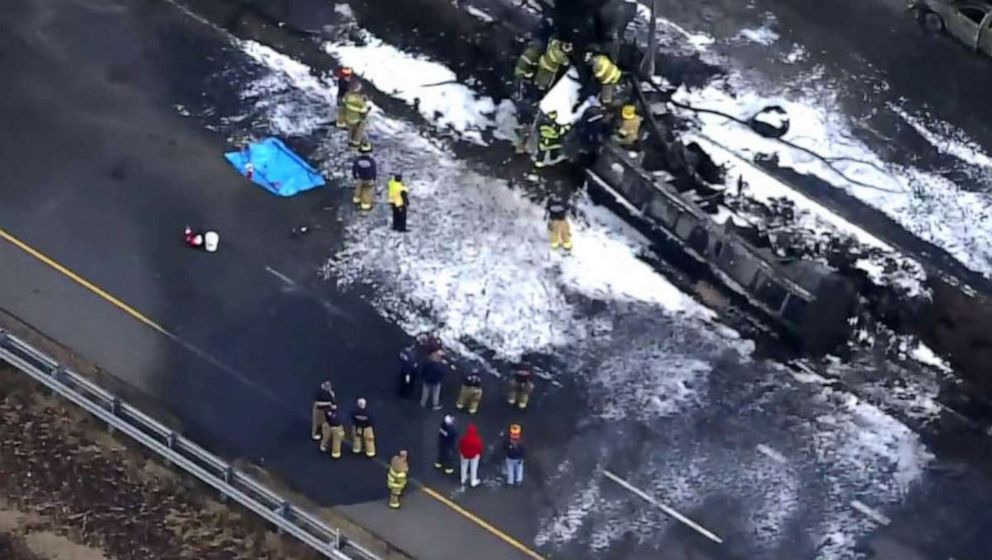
xmin=204 ymin=231 xmax=220 ymax=252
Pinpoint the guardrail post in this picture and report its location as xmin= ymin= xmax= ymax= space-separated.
xmin=220 ymin=467 xmax=234 ymax=503
xmin=0 ymin=329 xmax=9 ymax=346
xmin=275 ymin=501 xmax=290 ymax=535
xmin=163 ymin=432 xmax=178 ymax=466
xmin=107 ymin=396 xmax=122 ymax=434
xmin=49 ymin=366 xmax=65 ymax=398
xmin=333 ymin=529 xmax=342 ymax=550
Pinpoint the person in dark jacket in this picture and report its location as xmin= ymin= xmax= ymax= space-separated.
xmin=311 ymin=380 xmax=336 ymax=440
xmin=351 ymin=398 xmax=375 ymax=457
xmin=397 ymin=344 xmax=419 ymax=400
xmin=435 ymin=415 xmax=458 ymax=475
xmin=546 ymin=195 xmax=572 ymax=251
xmin=352 ymin=143 xmax=377 ymax=212
xmin=455 ymin=369 xmax=484 ymax=414
xmin=420 ymin=352 xmax=445 ymax=410
xmin=320 ymin=404 xmax=345 ymax=458
xmin=504 ymin=424 xmax=526 ymax=485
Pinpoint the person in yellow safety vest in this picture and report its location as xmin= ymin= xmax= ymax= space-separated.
xmin=615 ymin=104 xmax=643 ymax=148
xmin=387 ymin=173 xmax=408 ymax=232
xmin=387 ymin=450 xmax=409 ymax=509
xmin=586 ymin=53 xmax=622 ymax=106
xmin=533 ymin=111 xmax=569 ymax=168
xmin=340 ymin=81 xmax=371 ymax=148
xmin=534 ymin=38 xmax=573 ymax=91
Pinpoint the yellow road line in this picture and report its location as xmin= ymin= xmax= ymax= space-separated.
xmin=419 ymin=485 xmax=546 ymax=560
xmin=0 ymin=227 xmax=171 ymax=337
xmin=2 ymin=226 xmax=546 ymax=559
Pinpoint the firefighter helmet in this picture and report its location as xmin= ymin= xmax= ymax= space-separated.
xmin=359 ymin=142 xmax=373 ymax=153
xmin=203 ymin=231 xmax=220 ymax=253
xmin=509 ymin=424 xmax=522 ymax=440
xmin=340 ymin=66 xmax=353 ymax=76
xmin=546 ymin=110 xmax=559 ymax=121
xmin=622 ymin=105 xmax=637 ymax=120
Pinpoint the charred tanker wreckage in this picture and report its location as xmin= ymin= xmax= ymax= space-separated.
xmin=517 ymin=0 xmax=930 ymax=354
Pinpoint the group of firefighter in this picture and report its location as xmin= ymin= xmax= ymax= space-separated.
xmin=310 ymin=335 xmax=536 ymax=509
xmin=513 ymin=36 xmax=643 ymax=169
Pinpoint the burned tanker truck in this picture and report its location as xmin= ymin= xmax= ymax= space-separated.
xmin=524 ymin=0 xmax=861 ymax=353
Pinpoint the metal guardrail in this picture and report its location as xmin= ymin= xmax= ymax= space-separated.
xmin=0 ymin=329 xmax=382 ymax=560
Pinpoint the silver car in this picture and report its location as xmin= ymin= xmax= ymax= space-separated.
xmin=912 ymin=0 xmax=992 ymax=57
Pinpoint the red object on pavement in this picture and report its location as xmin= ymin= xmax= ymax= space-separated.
xmin=459 ymin=424 xmax=483 ymax=459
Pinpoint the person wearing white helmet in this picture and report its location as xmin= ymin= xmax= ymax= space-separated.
xmin=435 ymin=415 xmax=458 ymax=475
xmin=350 ymin=397 xmax=376 ymax=458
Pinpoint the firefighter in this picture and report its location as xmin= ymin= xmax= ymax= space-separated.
xmin=352 ymin=142 xmax=376 ymax=212
xmin=455 ymin=369 xmax=484 ymax=414
xmin=311 ymin=380 xmax=336 ymax=440
xmin=534 ymin=111 xmax=569 ymax=168
xmin=534 ymin=38 xmax=573 ymax=91
xmin=319 ymin=403 xmax=346 ymax=458
xmin=341 ymin=80 xmax=371 ymax=148
xmin=586 ymin=52 xmax=622 ymax=106
xmin=387 ymin=450 xmax=409 ymax=509
xmin=546 ymin=195 xmax=572 ymax=251
xmin=514 ymin=39 xmax=544 ymax=95
xmin=351 ymin=397 xmax=376 ymax=458
xmin=504 ymin=424 xmax=526 ymax=486
xmin=615 ymin=104 xmax=643 ymax=148
xmin=335 ymin=66 xmax=354 ymax=126
xmin=387 ymin=173 xmax=408 ymax=232
xmin=435 ymin=415 xmax=457 ymax=475
xmin=508 ymin=365 xmax=535 ymax=410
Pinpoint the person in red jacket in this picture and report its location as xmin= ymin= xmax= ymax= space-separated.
xmin=458 ymin=423 xmax=483 ymax=487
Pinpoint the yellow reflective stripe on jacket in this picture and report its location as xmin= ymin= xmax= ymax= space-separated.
xmin=538 ymin=42 xmax=569 ymax=72
xmin=387 ymin=468 xmax=407 ymax=489
xmin=387 ymin=179 xmax=407 ymax=206
xmin=592 ymin=56 xmax=622 ymax=85
xmin=344 ymin=93 xmax=369 ymax=114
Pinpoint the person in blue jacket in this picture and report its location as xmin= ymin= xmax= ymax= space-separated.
xmin=397 ymin=344 xmax=418 ymax=400
xmin=352 ymin=142 xmax=377 ymax=212
xmin=420 ymin=351 xmax=446 ymax=410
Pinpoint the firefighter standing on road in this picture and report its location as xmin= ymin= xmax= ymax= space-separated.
xmin=340 ymin=80 xmax=371 ymax=148
xmin=615 ymin=104 xmax=643 ymax=148
xmin=352 ymin=142 xmax=377 ymax=212
xmin=508 ymin=365 xmax=535 ymax=410
xmin=534 ymin=38 xmax=572 ymax=91
xmin=435 ymin=415 xmax=458 ymax=475
xmin=455 ymin=369 xmax=484 ymax=414
xmin=319 ymin=403 xmax=346 ymax=459
xmin=387 ymin=173 xmax=409 ymax=232
xmin=387 ymin=450 xmax=409 ymax=509
xmin=335 ymin=67 xmax=354 ymax=124
xmin=586 ymin=53 xmax=622 ymax=106
xmin=534 ymin=111 xmax=569 ymax=168
xmin=311 ymin=381 xmax=336 ymax=440
xmin=351 ymin=397 xmax=376 ymax=458
xmin=547 ymin=195 xmax=573 ymax=251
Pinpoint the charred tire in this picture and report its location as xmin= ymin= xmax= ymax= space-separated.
xmin=919 ymin=10 xmax=945 ymax=34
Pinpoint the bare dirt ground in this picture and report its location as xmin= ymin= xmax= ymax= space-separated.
xmin=0 ymin=364 xmax=322 ymax=560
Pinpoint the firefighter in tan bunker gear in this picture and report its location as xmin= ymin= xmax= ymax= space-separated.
xmin=587 ymin=53 xmax=622 ymax=106
xmin=339 ymin=81 xmax=371 ymax=148
xmin=534 ymin=38 xmax=572 ymax=91
xmin=456 ymin=370 xmax=484 ymax=414
xmin=508 ymin=365 xmax=535 ymax=410
xmin=311 ymin=381 xmax=336 ymax=440
xmin=616 ymin=104 xmax=643 ymax=147
xmin=547 ymin=196 xmax=572 ymax=251
xmin=387 ymin=450 xmax=409 ymax=509
xmin=319 ymin=404 xmax=346 ymax=459
xmin=351 ymin=398 xmax=376 ymax=458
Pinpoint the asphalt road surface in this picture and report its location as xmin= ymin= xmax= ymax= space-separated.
xmin=2 ymin=0 xmax=992 ymax=559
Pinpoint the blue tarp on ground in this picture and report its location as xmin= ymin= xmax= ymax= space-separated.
xmin=224 ymin=138 xmax=325 ymax=197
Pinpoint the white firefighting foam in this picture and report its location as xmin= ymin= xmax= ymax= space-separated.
xmin=233 ymin=40 xmax=934 ymax=560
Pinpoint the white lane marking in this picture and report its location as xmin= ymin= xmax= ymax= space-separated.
xmin=756 ymin=444 xmax=787 ymax=464
xmin=264 ymin=266 xmax=297 ymax=287
xmin=850 ymin=500 xmax=891 ymax=526
xmin=601 ymin=469 xmax=724 ymax=544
